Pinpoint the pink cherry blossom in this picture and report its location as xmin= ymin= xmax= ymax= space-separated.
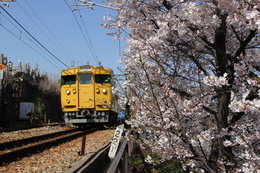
xmin=103 ymin=0 xmax=260 ymax=172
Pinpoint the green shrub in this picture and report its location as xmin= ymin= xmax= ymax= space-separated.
xmin=132 ymin=153 xmax=152 ymax=173
xmin=131 ymin=147 xmax=184 ymax=173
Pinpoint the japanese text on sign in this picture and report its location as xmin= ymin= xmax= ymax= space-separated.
xmin=108 ymin=124 xmax=124 ymax=158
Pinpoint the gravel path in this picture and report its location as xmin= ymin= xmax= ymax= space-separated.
xmin=0 ymin=126 xmax=115 ymax=173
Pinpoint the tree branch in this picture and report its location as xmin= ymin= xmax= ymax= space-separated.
xmin=203 ymin=105 xmax=217 ymax=115
xmin=233 ymin=30 xmax=257 ymax=63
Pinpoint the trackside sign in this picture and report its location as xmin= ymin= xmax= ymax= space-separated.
xmin=108 ymin=124 xmax=124 ymax=159
xmin=0 ymin=64 xmax=4 ymax=71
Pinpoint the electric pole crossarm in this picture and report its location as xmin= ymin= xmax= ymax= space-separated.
xmin=0 ymin=0 xmax=16 ymax=7
xmin=70 ymin=0 xmax=117 ymax=11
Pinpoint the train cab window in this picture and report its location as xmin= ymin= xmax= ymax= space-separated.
xmin=95 ymin=75 xmax=111 ymax=84
xmin=61 ymin=75 xmax=76 ymax=85
xmin=79 ymin=74 xmax=92 ymax=84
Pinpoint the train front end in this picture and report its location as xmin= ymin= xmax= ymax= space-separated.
xmin=60 ymin=65 xmax=118 ymax=126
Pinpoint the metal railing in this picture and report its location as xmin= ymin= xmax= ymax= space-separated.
xmin=106 ymin=131 xmax=136 ymax=173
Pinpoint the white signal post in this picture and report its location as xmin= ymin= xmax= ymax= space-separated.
xmin=108 ymin=124 xmax=124 ymax=159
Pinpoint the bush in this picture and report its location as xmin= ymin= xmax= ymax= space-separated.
xmin=131 ymin=147 xmax=184 ymax=173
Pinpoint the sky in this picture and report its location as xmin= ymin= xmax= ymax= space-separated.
xmin=0 ymin=0 xmax=124 ymax=77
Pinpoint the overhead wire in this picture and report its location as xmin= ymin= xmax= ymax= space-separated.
xmin=74 ymin=0 xmax=99 ymax=62
xmin=0 ymin=14 xmax=63 ymax=70
xmin=23 ymin=0 xmax=77 ymax=61
xmin=15 ymin=1 xmax=73 ymax=68
xmin=0 ymin=11 xmax=64 ymax=70
xmin=0 ymin=5 xmax=69 ymax=68
xmin=64 ymin=0 xmax=99 ymax=65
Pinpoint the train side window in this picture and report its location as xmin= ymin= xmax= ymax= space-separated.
xmin=95 ymin=75 xmax=111 ymax=84
xmin=61 ymin=75 xmax=76 ymax=85
xmin=80 ymin=74 xmax=92 ymax=84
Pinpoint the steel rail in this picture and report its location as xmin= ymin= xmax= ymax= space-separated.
xmin=0 ymin=128 xmax=97 ymax=166
xmin=0 ymin=128 xmax=78 ymax=150
xmin=0 ymin=123 xmax=65 ymax=133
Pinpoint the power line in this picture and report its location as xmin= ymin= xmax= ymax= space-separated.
xmin=23 ymin=0 xmax=77 ymax=61
xmin=0 ymin=5 xmax=69 ymax=68
xmin=16 ymin=1 xmax=74 ymax=65
xmin=0 ymin=11 xmax=64 ymax=70
xmin=69 ymin=0 xmax=124 ymax=71
xmin=64 ymin=0 xmax=99 ymax=65
xmin=76 ymin=3 xmax=99 ymax=62
xmin=0 ymin=20 xmax=64 ymax=70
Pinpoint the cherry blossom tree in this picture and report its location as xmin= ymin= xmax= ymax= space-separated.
xmin=103 ymin=0 xmax=260 ymax=172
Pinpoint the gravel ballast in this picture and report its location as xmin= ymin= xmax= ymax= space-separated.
xmin=0 ymin=126 xmax=115 ymax=173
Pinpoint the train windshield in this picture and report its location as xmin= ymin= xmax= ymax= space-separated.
xmin=95 ymin=75 xmax=111 ymax=84
xmin=79 ymin=74 xmax=92 ymax=84
xmin=61 ymin=75 xmax=76 ymax=85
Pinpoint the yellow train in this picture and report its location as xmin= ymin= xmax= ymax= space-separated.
xmin=60 ymin=64 xmax=120 ymax=126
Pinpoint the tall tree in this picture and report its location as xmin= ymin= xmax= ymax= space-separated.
xmin=103 ymin=0 xmax=260 ymax=172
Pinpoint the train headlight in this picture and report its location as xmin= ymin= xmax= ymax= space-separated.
xmin=102 ymin=98 xmax=107 ymax=103
xmin=66 ymin=89 xmax=70 ymax=95
xmin=66 ymin=99 xmax=70 ymax=103
xmin=102 ymin=89 xmax=107 ymax=94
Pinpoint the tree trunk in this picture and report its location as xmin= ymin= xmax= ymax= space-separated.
xmin=209 ymin=13 xmax=234 ymax=171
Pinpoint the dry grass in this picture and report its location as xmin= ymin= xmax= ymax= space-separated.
xmin=38 ymin=73 xmax=60 ymax=95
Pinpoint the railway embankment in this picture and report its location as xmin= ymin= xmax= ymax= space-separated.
xmin=1 ymin=72 xmax=62 ymax=127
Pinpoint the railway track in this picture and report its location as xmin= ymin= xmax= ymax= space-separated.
xmin=0 ymin=127 xmax=98 ymax=166
xmin=0 ymin=128 xmax=78 ymax=151
xmin=0 ymin=123 xmax=65 ymax=133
